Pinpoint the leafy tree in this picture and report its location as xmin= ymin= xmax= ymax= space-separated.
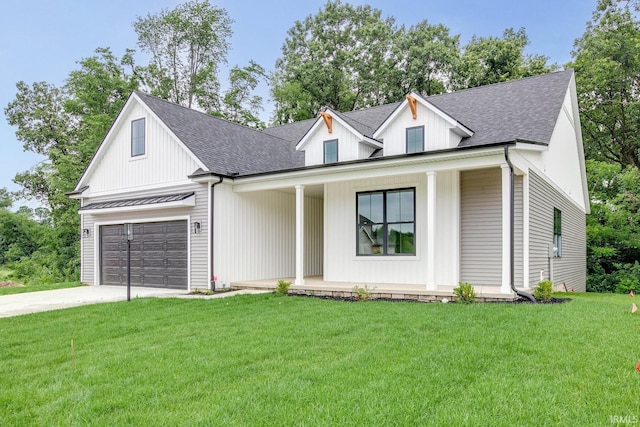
xmin=272 ymin=0 xmax=398 ymax=123
xmin=452 ymin=28 xmax=556 ymax=90
xmin=215 ymin=61 xmax=267 ymax=129
xmin=569 ymin=1 xmax=640 ymax=168
xmin=392 ymin=20 xmax=460 ymax=96
xmin=0 ymin=188 xmax=13 ymax=210
xmin=585 ymin=160 xmax=640 ymax=292
xmin=134 ymin=0 xmax=232 ymax=111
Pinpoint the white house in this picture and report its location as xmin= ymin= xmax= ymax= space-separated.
xmin=69 ymin=70 xmax=588 ymax=298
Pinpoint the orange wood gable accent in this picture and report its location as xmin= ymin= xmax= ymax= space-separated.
xmin=406 ymin=94 xmax=417 ymax=119
xmin=319 ymin=111 xmax=333 ymax=133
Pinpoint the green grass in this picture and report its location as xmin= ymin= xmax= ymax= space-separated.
xmin=0 ymin=281 xmax=83 ymax=296
xmin=1 ymin=293 xmax=639 ymax=426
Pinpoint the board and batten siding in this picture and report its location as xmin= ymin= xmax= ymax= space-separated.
xmin=529 ymin=171 xmax=586 ymax=291
xmin=213 ymin=185 xmax=323 ymax=286
xmin=83 ymin=101 xmax=202 ymax=194
xmin=303 ymin=121 xmax=370 ymax=166
xmin=80 ymin=183 xmax=209 ymax=288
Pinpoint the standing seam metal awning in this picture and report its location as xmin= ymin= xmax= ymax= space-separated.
xmin=78 ymin=192 xmax=195 ymax=214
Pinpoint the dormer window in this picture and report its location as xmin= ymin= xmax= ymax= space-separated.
xmin=406 ymin=126 xmax=424 ymax=154
xmin=131 ymin=118 xmax=145 ymax=157
xmin=324 ymin=139 xmax=338 ymax=164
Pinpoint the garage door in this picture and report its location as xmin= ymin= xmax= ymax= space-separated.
xmin=100 ymin=221 xmax=188 ymax=289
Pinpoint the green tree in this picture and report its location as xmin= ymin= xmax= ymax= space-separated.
xmin=271 ymin=0 xmax=398 ymax=123
xmin=569 ymin=1 xmax=640 ymax=168
xmin=215 ymin=60 xmax=267 ymax=129
xmin=452 ymin=28 xmax=556 ymax=90
xmin=0 ymin=188 xmax=13 ymax=210
xmin=392 ymin=20 xmax=460 ymax=96
xmin=134 ymin=0 xmax=232 ymax=111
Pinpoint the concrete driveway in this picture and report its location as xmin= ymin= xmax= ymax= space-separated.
xmin=0 ymin=285 xmax=185 ymax=318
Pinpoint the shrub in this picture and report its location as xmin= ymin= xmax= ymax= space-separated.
xmin=534 ymin=280 xmax=553 ymax=301
xmin=353 ymin=285 xmax=375 ymax=301
xmin=275 ymin=280 xmax=291 ymax=295
xmin=453 ymin=282 xmax=476 ymax=304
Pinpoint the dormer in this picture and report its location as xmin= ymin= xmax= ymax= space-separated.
xmin=296 ymin=107 xmax=383 ymax=166
xmin=373 ymin=92 xmax=473 ymax=156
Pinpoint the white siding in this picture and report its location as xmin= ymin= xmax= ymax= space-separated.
xmin=213 ymin=185 xmax=323 ymax=286
xmin=80 ymin=183 xmax=209 ymax=288
xmin=435 ymin=171 xmax=460 ymax=286
xmin=83 ymin=102 xmax=202 ymax=195
xmin=377 ymin=102 xmax=461 ymax=156
xmin=303 ymin=121 xmax=370 ymax=166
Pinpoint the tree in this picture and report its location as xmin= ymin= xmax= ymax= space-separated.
xmin=271 ymin=0 xmax=398 ymax=123
xmin=452 ymin=28 xmax=556 ymax=90
xmin=568 ymin=1 xmax=640 ymax=168
xmin=392 ymin=20 xmax=460 ymax=96
xmin=215 ymin=61 xmax=267 ymax=129
xmin=134 ymin=0 xmax=232 ymax=111
xmin=0 ymin=188 xmax=13 ymax=210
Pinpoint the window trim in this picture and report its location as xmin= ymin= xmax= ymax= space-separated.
xmin=131 ymin=118 xmax=146 ymax=158
xmin=406 ymin=125 xmax=425 ymax=154
xmin=356 ymin=187 xmax=416 ymax=257
xmin=553 ymin=207 xmax=562 ymax=258
xmin=323 ymin=139 xmax=338 ymax=164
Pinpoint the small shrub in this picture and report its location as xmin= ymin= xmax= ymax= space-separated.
xmin=190 ymin=288 xmax=213 ymax=295
xmin=453 ymin=282 xmax=476 ymax=304
xmin=534 ymin=280 xmax=553 ymax=301
xmin=353 ymin=285 xmax=376 ymax=301
xmin=275 ymin=280 xmax=291 ymax=295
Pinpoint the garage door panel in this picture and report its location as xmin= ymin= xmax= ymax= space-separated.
xmin=100 ymin=220 xmax=188 ymax=289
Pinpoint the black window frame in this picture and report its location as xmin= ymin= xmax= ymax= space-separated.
xmin=406 ymin=125 xmax=424 ymax=154
xmin=323 ymin=139 xmax=338 ymax=164
xmin=553 ymin=208 xmax=562 ymax=258
xmin=356 ymin=187 xmax=416 ymax=256
xmin=131 ymin=118 xmax=146 ymax=157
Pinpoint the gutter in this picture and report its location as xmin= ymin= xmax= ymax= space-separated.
xmin=210 ymin=175 xmax=224 ymax=291
xmin=504 ymin=145 xmax=536 ymax=302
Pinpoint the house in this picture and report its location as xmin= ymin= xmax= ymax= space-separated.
xmin=68 ymin=70 xmax=588 ymax=298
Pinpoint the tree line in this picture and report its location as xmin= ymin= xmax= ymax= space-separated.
xmin=1 ymin=0 xmax=638 ymax=292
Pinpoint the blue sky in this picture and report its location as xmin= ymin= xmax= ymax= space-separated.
xmin=0 ymin=0 xmax=596 ymax=206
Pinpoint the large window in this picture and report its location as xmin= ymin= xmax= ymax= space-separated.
xmin=324 ymin=139 xmax=338 ymax=164
xmin=131 ymin=118 xmax=146 ymax=157
xmin=553 ymin=208 xmax=562 ymax=257
xmin=406 ymin=126 xmax=424 ymax=154
xmin=357 ymin=188 xmax=415 ymax=256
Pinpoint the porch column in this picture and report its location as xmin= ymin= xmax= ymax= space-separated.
xmin=426 ymin=171 xmax=436 ymax=290
xmin=500 ymin=164 xmax=512 ymax=294
xmin=295 ymin=184 xmax=305 ymax=286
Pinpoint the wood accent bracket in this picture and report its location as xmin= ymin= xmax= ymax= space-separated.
xmin=406 ymin=94 xmax=417 ymax=119
xmin=319 ymin=111 xmax=333 ymax=133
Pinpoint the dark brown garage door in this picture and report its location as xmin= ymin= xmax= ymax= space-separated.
xmin=100 ymin=221 xmax=188 ymax=289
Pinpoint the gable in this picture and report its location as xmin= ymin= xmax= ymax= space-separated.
xmin=78 ymin=96 xmax=205 ymax=195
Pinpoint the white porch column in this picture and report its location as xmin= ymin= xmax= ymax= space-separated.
xmin=500 ymin=164 xmax=512 ymax=294
xmin=295 ymin=184 xmax=305 ymax=286
xmin=426 ymin=171 xmax=436 ymax=290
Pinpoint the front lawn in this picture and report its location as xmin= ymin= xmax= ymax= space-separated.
xmin=0 ymin=281 xmax=83 ymax=296
xmin=0 ymin=293 xmax=638 ymax=425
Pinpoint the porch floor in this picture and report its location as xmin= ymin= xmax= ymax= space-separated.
xmin=231 ymin=276 xmax=518 ymax=302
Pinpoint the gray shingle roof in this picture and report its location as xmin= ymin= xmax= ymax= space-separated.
xmin=135 ymin=70 xmax=572 ymax=177
xmin=135 ymin=92 xmax=304 ymax=175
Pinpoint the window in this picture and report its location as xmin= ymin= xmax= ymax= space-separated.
xmin=131 ymin=118 xmax=145 ymax=157
xmin=357 ymin=188 xmax=415 ymax=256
xmin=324 ymin=139 xmax=338 ymax=164
xmin=553 ymin=208 xmax=562 ymax=257
xmin=406 ymin=126 xmax=424 ymax=154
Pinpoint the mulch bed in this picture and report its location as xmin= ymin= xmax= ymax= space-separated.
xmin=288 ymin=294 xmax=572 ymax=304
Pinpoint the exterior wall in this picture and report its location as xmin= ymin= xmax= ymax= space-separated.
xmin=80 ymin=183 xmax=209 ymax=288
xmin=529 ymin=171 xmax=586 ymax=291
xmin=323 ymin=171 xmax=459 ymax=286
xmin=213 ymin=185 xmax=323 ymax=286
xmin=303 ymin=121 xmax=370 ymax=166
xmin=377 ymin=102 xmax=462 ymax=156
xmin=82 ymin=101 xmax=202 ymax=195
xmin=460 ymin=168 xmax=502 ymax=287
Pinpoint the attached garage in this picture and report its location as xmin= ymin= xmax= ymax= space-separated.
xmin=100 ymin=220 xmax=188 ymax=289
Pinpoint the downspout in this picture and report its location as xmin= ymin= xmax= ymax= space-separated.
xmin=210 ymin=176 xmax=223 ymax=291
xmin=504 ymin=145 xmax=536 ymax=302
